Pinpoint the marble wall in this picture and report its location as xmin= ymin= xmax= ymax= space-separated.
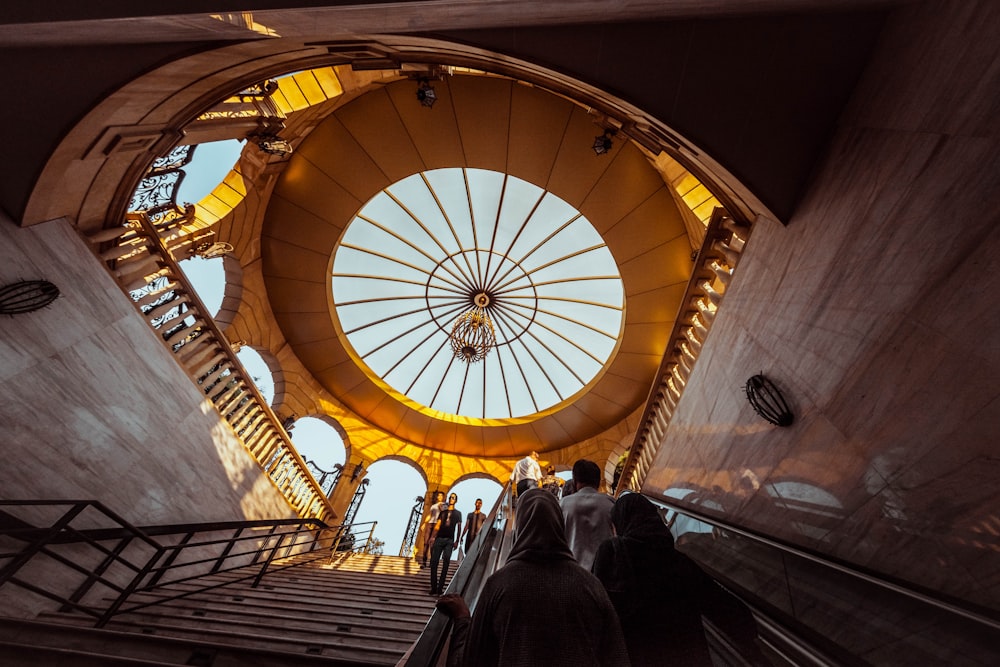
xmin=0 ymin=216 xmax=295 ymax=526
xmin=643 ymin=0 xmax=1000 ymax=617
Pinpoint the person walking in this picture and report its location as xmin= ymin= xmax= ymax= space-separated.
xmin=592 ymin=493 xmax=766 ymax=666
xmin=429 ymin=493 xmax=462 ymax=595
xmin=420 ymin=490 xmax=445 ymax=566
xmin=511 ymin=450 xmax=542 ymax=498
xmin=460 ymin=497 xmax=487 ymax=556
xmin=436 ymin=489 xmax=630 ymax=667
xmin=560 ymin=459 xmax=614 ymax=570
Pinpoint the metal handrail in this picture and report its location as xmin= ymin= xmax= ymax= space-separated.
xmin=0 ymin=500 xmax=372 ymax=628
xmin=655 ymin=497 xmax=1000 ymax=633
xmin=404 ymin=482 xmax=515 ymax=667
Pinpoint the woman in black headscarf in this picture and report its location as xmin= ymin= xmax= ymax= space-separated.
xmin=592 ymin=493 xmax=763 ymax=666
xmin=438 ymin=489 xmax=630 ymax=667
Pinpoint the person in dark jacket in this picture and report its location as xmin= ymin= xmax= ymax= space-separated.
xmin=437 ymin=489 xmax=630 ymax=667
xmin=592 ymin=493 xmax=765 ymax=666
xmin=429 ymin=493 xmax=462 ymax=595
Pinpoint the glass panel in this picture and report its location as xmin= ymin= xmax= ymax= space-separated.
xmin=331 ymin=168 xmax=625 ymax=420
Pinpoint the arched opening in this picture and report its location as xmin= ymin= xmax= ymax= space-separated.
xmin=351 ymin=458 xmax=427 ymax=557
xmin=289 ymin=416 xmax=347 ymax=471
xmin=234 ymin=346 xmax=276 ymax=405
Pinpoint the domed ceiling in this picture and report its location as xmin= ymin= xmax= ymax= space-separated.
xmin=261 ymin=74 xmax=694 ymax=457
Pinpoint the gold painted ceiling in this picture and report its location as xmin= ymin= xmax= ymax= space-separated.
xmin=259 ymin=74 xmax=693 ymax=458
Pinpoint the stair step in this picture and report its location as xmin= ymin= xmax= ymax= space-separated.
xmin=94 ymin=596 xmax=432 ymax=630
xmin=12 ymin=550 xmax=450 ymax=665
xmin=92 ymin=617 xmax=407 ymax=664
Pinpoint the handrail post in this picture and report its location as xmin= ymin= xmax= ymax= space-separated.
xmin=211 ymin=527 xmax=244 ymax=573
xmin=251 ymin=533 xmax=286 ymax=589
xmin=61 ymin=535 xmax=133 ymax=612
xmin=251 ymin=524 xmax=280 ymax=565
xmin=145 ymin=531 xmax=194 ymax=588
xmin=0 ymin=502 xmax=90 ymax=587
xmin=97 ymin=543 xmax=167 ymax=628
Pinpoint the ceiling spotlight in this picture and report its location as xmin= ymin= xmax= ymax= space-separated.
xmin=416 ymin=79 xmax=437 ymax=108
xmin=256 ymin=133 xmax=293 ymax=157
xmin=592 ymin=128 xmax=616 ymax=155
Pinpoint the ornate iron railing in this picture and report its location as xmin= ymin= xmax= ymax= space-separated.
xmin=85 ymin=211 xmax=335 ymax=524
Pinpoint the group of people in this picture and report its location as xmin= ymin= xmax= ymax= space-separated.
xmin=420 ymin=492 xmax=487 ymax=596
xmin=434 ymin=454 xmax=765 ymax=667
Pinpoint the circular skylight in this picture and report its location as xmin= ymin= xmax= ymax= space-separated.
xmin=331 ymin=168 xmax=624 ymax=421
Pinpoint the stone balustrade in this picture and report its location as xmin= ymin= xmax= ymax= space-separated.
xmin=616 ymin=209 xmax=751 ymax=494
xmin=86 ymin=212 xmax=336 ymax=524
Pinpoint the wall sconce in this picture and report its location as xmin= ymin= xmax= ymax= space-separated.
xmin=745 ymin=374 xmax=794 ymax=427
xmin=592 ymin=128 xmax=616 ymax=155
xmin=351 ymin=463 xmax=365 ymax=481
xmin=0 ymin=280 xmax=59 ymax=315
xmin=416 ymin=79 xmax=437 ymax=108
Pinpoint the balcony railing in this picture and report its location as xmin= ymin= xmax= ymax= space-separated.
xmin=616 ymin=207 xmax=751 ymax=494
xmin=85 ymin=212 xmax=335 ymax=524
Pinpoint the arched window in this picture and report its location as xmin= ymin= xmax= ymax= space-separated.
xmin=234 ymin=346 xmax=275 ymax=405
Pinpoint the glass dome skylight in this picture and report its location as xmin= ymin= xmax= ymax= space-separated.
xmin=331 ymin=168 xmax=624 ymax=421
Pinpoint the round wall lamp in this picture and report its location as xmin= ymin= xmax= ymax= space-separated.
xmin=0 ymin=280 xmax=59 ymax=315
xmin=745 ymin=374 xmax=794 ymax=427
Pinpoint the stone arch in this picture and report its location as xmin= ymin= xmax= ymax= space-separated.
xmin=23 ymin=36 xmax=765 ymax=237
xmin=449 ymin=471 xmax=504 ymax=491
xmin=235 ymin=344 xmax=284 ymax=408
xmin=214 ymin=253 xmax=244 ymax=330
xmin=291 ymin=413 xmax=350 ymax=464
xmin=370 ymin=454 xmax=429 ymax=490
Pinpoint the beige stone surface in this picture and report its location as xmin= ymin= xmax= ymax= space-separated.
xmin=0 ymin=216 xmax=295 ymax=526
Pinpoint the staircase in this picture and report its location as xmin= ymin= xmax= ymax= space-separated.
xmin=0 ymin=552 xmax=451 ymax=666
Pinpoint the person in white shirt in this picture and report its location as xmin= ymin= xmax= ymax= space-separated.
xmin=421 ymin=490 xmax=446 ymax=566
xmin=560 ymin=459 xmax=614 ymax=571
xmin=511 ymin=450 xmax=542 ymax=498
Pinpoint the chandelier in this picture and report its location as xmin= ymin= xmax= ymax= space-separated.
xmin=450 ymin=293 xmax=496 ymax=363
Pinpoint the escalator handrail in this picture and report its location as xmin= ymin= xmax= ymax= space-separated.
xmin=403 ymin=482 xmax=515 ymax=666
xmin=656 ymin=497 xmax=1000 ymax=632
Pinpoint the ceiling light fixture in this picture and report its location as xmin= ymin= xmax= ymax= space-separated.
xmin=450 ymin=293 xmax=496 ymax=363
xmin=592 ymin=128 xmax=616 ymax=155
xmin=416 ymin=79 xmax=437 ymax=108
xmin=256 ymin=133 xmax=293 ymax=157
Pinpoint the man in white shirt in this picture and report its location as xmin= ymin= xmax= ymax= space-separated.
xmin=511 ymin=450 xmax=542 ymax=498
xmin=420 ymin=490 xmax=446 ymax=566
xmin=560 ymin=459 xmax=614 ymax=570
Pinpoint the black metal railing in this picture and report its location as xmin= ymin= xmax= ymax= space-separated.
xmin=0 ymin=500 xmax=375 ymax=628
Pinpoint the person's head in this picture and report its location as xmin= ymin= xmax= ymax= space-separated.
xmin=508 ymin=489 xmax=574 ymax=563
xmin=561 ymin=478 xmax=577 ymax=499
xmin=545 ymin=465 xmax=556 ymax=476
xmin=448 ymin=493 xmax=458 ymax=506
xmin=475 ymin=498 xmax=483 ymax=510
xmin=612 ymin=493 xmax=674 ymax=544
xmin=530 ymin=450 xmax=539 ymax=460
xmin=433 ymin=490 xmax=445 ymax=503
xmin=572 ymin=459 xmax=601 ymax=490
